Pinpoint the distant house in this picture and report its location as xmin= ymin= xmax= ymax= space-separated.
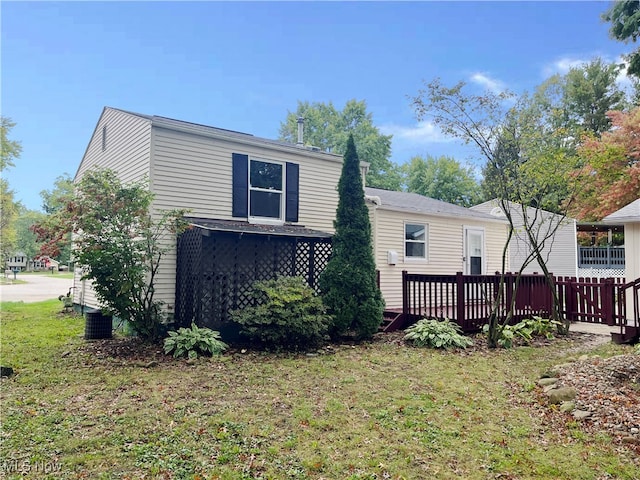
xmin=366 ymin=188 xmax=510 ymax=309
xmin=6 ymin=253 xmax=28 ymax=271
xmin=6 ymin=253 xmax=59 ymax=272
xmin=73 ymin=107 xmax=357 ymax=333
xmin=603 ymin=199 xmax=640 ymax=285
xmin=32 ymin=256 xmax=59 ymax=271
xmin=471 ymin=199 xmax=578 ymax=278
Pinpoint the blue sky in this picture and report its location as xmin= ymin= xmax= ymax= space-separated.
xmin=2 ymin=1 xmax=634 ymax=211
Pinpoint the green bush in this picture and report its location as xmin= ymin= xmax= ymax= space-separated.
xmin=163 ymin=323 xmax=228 ymax=359
xmin=482 ymin=316 xmax=561 ymax=348
xmin=231 ymin=276 xmax=331 ymax=350
xmin=404 ymin=318 xmax=473 ymax=349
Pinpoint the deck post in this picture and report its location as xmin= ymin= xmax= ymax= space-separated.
xmin=603 ymin=277 xmax=615 ymax=326
xmin=566 ymin=277 xmax=577 ymax=322
xmin=402 ymin=270 xmax=408 ymax=318
xmin=455 ymin=272 xmax=465 ymax=329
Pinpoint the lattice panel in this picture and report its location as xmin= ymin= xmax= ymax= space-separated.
xmin=577 ymin=268 xmax=625 ymax=279
xmin=175 ymin=228 xmax=203 ymax=328
xmin=175 ymin=228 xmax=331 ymax=335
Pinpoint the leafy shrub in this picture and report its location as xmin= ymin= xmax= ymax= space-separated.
xmin=404 ymin=318 xmax=473 ymax=349
xmin=520 ymin=316 xmax=561 ymax=338
xmin=482 ymin=316 xmax=561 ymax=348
xmin=231 ymin=276 xmax=331 ymax=350
xmin=163 ymin=323 xmax=228 ymax=359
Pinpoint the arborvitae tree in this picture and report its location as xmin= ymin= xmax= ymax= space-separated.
xmin=319 ymin=135 xmax=384 ymax=339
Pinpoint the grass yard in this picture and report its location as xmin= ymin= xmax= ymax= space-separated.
xmin=1 ymin=301 xmax=638 ymax=479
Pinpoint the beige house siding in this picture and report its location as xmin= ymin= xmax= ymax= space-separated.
xmin=73 ymin=108 xmax=152 ymax=309
xmin=149 ymin=125 xmax=343 ymax=313
xmin=472 ymin=200 xmax=577 ymax=277
xmin=370 ymin=205 xmax=509 ymax=309
xmin=72 ymin=107 xmax=346 ymax=317
xmin=150 ymin=126 xmax=342 ymax=231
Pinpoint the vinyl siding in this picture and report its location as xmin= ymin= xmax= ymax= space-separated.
xmin=472 ymin=200 xmax=577 ymax=277
xmin=370 ymin=205 xmax=509 ymax=309
xmin=73 ymin=108 xmax=152 ymax=308
xmin=150 ymin=126 xmax=343 ymax=311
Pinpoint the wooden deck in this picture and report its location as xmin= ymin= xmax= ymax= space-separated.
xmin=378 ymin=272 xmax=639 ymax=343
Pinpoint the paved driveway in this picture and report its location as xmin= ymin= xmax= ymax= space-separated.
xmin=0 ymin=274 xmax=74 ymax=303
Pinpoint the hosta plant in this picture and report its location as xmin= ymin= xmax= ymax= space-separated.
xmin=483 ymin=316 xmax=562 ymax=348
xmin=164 ymin=323 xmax=228 ymax=359
xmin=404 ymin=318 xmax=473 ymax=349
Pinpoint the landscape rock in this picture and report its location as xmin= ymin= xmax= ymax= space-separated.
xmin=631 ymin=427 xmax=639 ymax=435
xmin=547 ymin=386 xmax=577 ymax=404
xmin=621 ymin=436 xmax=640 ymax=445
xmin=551 ymin=363 xmax=573 ymax=373
xmin=560 ymin=401 xmax=575 ymax=413
xmin=537 ymin=377 xmax=559 ymax=386
xmin=572 ymin=410 xmax=592 ymax=420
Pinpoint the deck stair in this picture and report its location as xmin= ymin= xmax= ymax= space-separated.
xmin=611 ymin=326 xmax=640 ymax=345
xmin=380 ymin=310 xmax=406 ymax=332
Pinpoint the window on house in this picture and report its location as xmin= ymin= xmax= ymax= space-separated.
xmin=249 ymin=159 xmax=283 ymax=220
xmin=232 ymin=153 xmax=299 ymax=224
xmin=405 ymin=223 xmax=427 ymax=259
xmin=102 ymin=125 xmax=107 ymax=151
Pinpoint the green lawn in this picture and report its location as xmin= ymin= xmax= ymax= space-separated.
xmin=1 ymin=301 xmax=638 ymax=479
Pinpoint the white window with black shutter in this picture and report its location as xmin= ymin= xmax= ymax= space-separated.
xmin=232 ymin=153 xmax=299 ymax=225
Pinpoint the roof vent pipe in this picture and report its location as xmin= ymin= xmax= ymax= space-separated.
xmin=297 ymin=117 xmax=304 ymax=146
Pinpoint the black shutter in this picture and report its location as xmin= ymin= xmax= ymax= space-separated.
xmin=285 ymin=162 xmax=299 ymax=222
xmin=232 ymin=153 xmax=248 ymax=218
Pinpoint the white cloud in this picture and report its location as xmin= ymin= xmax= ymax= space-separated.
xmin=380 ymin=121 xmax=454 ymax=144
xmin=469 ymin=72 xmax=507 ymax=94
xmin=543 ymin=56 xmax=589 ymax=77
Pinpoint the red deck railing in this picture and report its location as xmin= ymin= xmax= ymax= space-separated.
xmin=402 ymin=271 xmax=633 ymax=333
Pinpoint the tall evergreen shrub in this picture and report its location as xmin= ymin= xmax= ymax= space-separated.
xmin=319 ymin=135 xmax=384 ymax=339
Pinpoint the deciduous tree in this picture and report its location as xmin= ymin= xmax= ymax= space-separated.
xmin=0 ymin=116 xmax=22 ymax=263
xmin=411 ymin=79 xmax=580 ymax=345
xmin=279 ymin=100 xmax=402 ymax=190
xmin=319 ymin=135 xmax=384 ymax=339
xmin=0 ymin=117 xmax=21 ymax=171
xmin=563 ymin=58 xmax=627 ymax=136
xmin=603 ymin=0 xmax=640 ymax=77
xmin=33 ymin=169 xmax=188 ymax=341
xmin=573 ymin=107 xmax=640 ymax=220
xmin=404 ymin=155 xmax=481 ymax=206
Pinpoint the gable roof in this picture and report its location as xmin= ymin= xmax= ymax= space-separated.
xmin=603 ymin=198 xmax=640 ymax=223
xmin=107 ymin=107 xmax=346 ymax=162
xmin=365 ymin=188 xmax=507 ymax=223
xmin=472 ymin=199 xmax=576 ymax=223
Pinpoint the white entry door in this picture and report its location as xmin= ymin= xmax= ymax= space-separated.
xmin=464 ymin=227 xmax=485 ymax=275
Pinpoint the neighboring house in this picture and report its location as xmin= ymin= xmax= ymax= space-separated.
xmin=575 ymin=221 xmax=625 ymax=278
xmin=471 ymin=199 xmax=578 ymax=278
xmin=5 ymin=253 xmax=59 ymax=272
xmin=32 ymin=256 xmax=60 ymax=271
xmin=73 ymin=107 xmax=357 ymax=332
xmin=6 ymin=253 xmax=28 ymax=271
xmin=603 ymin=199 xmax=640 ymax=286
xmin=366 ymin=188 xmax=510 ymax=309
xmin=603 ymin=198 xmax=640 ymax=339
